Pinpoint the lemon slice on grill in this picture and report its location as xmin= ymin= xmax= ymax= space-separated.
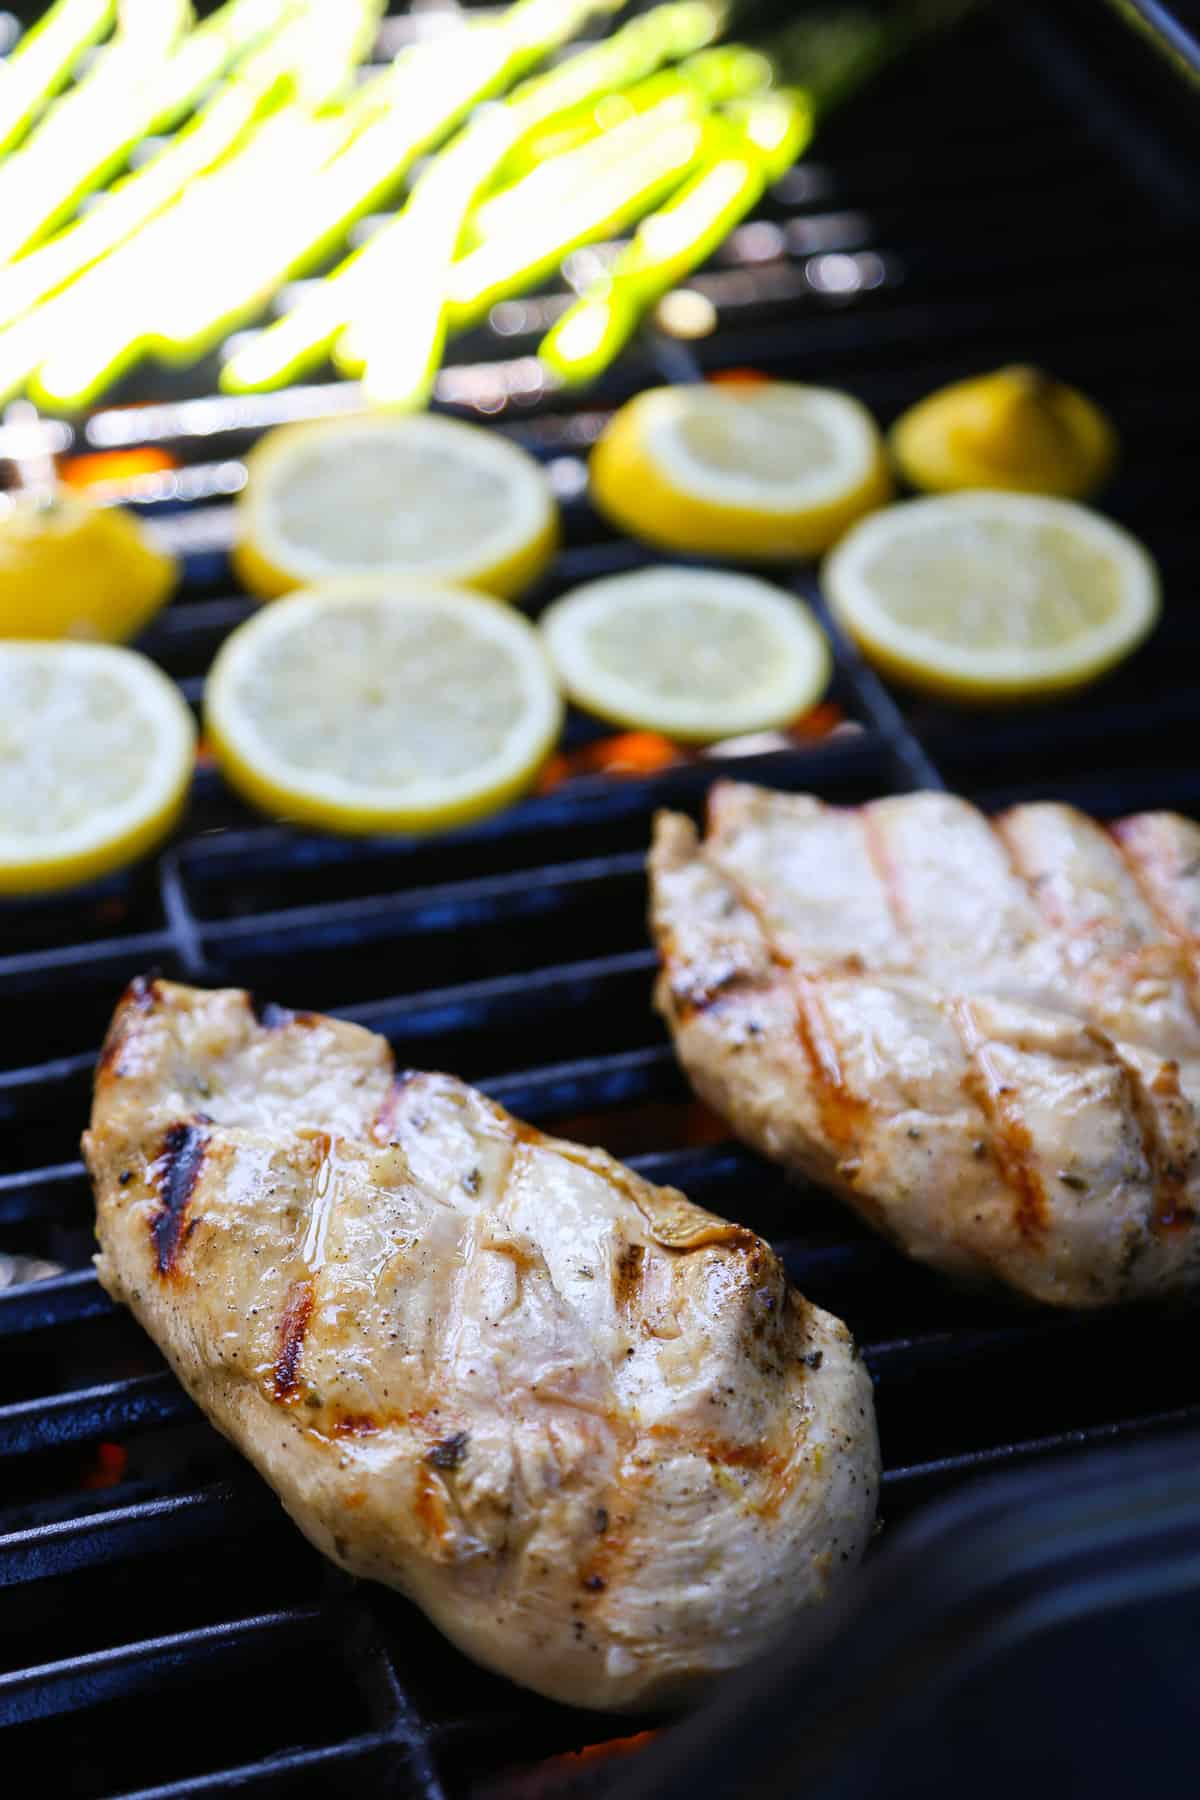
xmin=0 ymin=642 xmax=195 ymax=894
xmin=233 ymin=413 xmax=559 ymax=603
xmin=823 ymin=491 xmax=1160 ymax=702
xmin=589 ymin=382 xmax=891 ymax=560
xmin=205 ymin=579 xmax=564 ymax=834
xmin=540 ymin=567 xmax=831 ymax=743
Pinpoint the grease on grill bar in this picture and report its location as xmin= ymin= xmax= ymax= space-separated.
xmin=2 ymin=2 xmax=1200 ymax=1796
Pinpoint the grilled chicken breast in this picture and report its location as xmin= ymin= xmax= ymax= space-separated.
xmin=650 ymin=784 xmax=1200 ymax=1309
xmin=84 ymin=978 xmax=878 ymax=1711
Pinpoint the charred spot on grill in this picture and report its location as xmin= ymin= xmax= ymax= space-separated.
xmin=594 ymin=1507 xmax=609 ymax=1534
xmin=583 ymin=1574 xmax=607 ymax=1593
xmin=462 ymin=1166 xmax=482 ymax=1195
xmin=150 ymin=1122 xmax=208 ymax=1275
xmin=612 ymin=1241 xmax=645 ymax=1308
xmin=802 ymin=1349 xmax=824 ymax=1370
xmin=426 ymin=1430 xmax=469 ymax=1470
xmin=118 ymin=1170 xmax=133 ymax=1187
xmin=273 ymin=1278 xmax=315 ymax=1402
xmin=1058 ymin=1171 xmax=1089 ymax=1192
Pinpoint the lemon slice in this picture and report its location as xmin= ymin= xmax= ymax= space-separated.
xmin=232 ymin=413 xmax=559 ymax=603
xmin=0 ymin=492 xmax=177 ymax=642
xmin=540 ymin=567 xmax=831 ymax=743
xmin=823 ymin=491 xmax=1160 ymax=703
xmin=0 ymin=642 xmax=195 ymax=894
xmin=589 ymin=382 xmax=891 ymax=560
xmin=205 ymin=579 xmax=564 ymax=834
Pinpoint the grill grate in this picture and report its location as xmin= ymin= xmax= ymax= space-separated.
xmin=2 ymin=3 xmax=1200 ymax=1795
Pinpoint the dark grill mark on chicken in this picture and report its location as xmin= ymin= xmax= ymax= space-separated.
xmin=274 ymin=1277 xmax=315 ymax=1401
xmin=150 ymin=1122 xmax=207 ymax=1275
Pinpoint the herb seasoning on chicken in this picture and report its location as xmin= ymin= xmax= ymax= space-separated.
xmin=84 ymin=978 xmax=879 ymax=1711
xmin=650 ymin=783 xmax=1200 ymax=1309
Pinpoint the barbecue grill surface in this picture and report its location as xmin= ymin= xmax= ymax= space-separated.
xmin=1 ymin=3 xmax=1199 ymax=1795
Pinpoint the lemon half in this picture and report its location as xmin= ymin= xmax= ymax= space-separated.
xmin=590 ymin=382 xmax=891 ymax=561
xmin=889 ymin=365 xmax=1117 ymax=499
xmin=205 ymin=579 xmax=564 ymax=834
xmin=823 ymin=491 xmax=1160 ymax=703
xmin=540 ymin=567 xmax=832 ymax=743
xmin=0 ymin=642 xmax=195 ymax=894
xmin=0 ymin=492 xmax=176 ymax=641
xmin=232 ymin=413 xmax=559 ymax=603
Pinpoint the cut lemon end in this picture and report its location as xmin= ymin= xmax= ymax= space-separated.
xmin=204 ymin=579 xmax=565 ymax=836
xmin=540 ymin=567 xmax=832 ymax=744
xmin=889 ymin=366 xmax=1118 ymax=500
xmin=233 ymin=412 xmax=559 ymax=604
xmin=0 ymin=642 xmax=195 ymax=894
xmin=0 ymin=493 xmax=178 ymax=643
xmin=590 ymin=382 xmax=892 ymax=562
xmin=823 ymin=491 xmax=1160 ymax=705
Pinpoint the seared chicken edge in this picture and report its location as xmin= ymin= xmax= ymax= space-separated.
xmin=84 ymin=977 xmax=879 ymax=1712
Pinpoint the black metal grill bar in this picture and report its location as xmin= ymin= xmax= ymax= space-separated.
xmin=0 ymin=1160 xmax=88 ymax=1225
xmin=0 ymin=929 xmax=175 ymax=985
xmin=191 ymin=850 xmax=648 ymax=949
xmin=107 ymin=1735 xmax=396 ymax=1800
xmin=0 ymin=1607 xmax=323 ymax=1728
xmin=880 ymin=1405 xmax=1200 ymax=1510
xmin=0 ymin=1372 xmax=194 ymax=1460
xmin=0 ymin=1483 xmax=260 ymax=1589
xmin=0 ymin=1267 xmax=111 ymax=1335
xmin=482 ymin=1044 xmax=686 ymax=1121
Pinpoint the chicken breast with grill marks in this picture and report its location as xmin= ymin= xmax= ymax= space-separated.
xmin=650 ymin=783 xmax=1200 ymax=1308
xmin=84 ymin=977 xmax=878 ymax=1712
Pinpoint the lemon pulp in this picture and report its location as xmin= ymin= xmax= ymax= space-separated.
xmin=205 ymin=579 xmax=563 ymax=834
xmin=0 ymin=642 xmax=194 ymax=892
xmin=233 ymin=412 xmax=559 ymax=603
xmin=541 ymin=567 xmax=831 ymax=742
xmin=590 ymin=381 xmax=891 ymax=561
xmin=824 ymin=491 xmax=1159 ymax=703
